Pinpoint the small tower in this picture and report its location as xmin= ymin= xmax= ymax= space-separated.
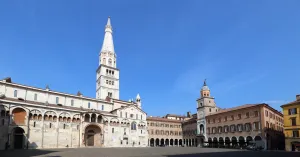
xmin=136 ymin=93 xmax=141 ymax=109
xmin=200 ymin=79 xmax=210 ymax=98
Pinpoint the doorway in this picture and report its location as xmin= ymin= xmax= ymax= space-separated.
xmin=87 ymin=130 xmax=95 ymax=146
xmin=13 ymin=127 xmax=25 ymax=149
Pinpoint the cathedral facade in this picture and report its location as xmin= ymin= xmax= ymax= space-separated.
xmin=0 ymin=17 xmax=148 ymax=150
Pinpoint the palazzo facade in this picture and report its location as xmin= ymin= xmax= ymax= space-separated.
xmin=0 ymin=17 xmax=148 ymax=150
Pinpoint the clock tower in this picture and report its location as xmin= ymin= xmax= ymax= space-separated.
xmin=196 ymin=79 xmax=219 ymax=146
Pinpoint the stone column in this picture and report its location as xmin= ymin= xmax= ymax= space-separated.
xmin=96 ymin=114 xmax=98 ymax=123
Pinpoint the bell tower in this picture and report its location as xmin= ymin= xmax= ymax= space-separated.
xmin=96 ymin=17 xmax=120 ymax=100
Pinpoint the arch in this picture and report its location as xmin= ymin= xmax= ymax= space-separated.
xmin=179 ymin=139 xmax=183 ymax=146
xmin=155 ymin=138 xmax=159 ymax=147
xmin=246 ymin=136 xmax=253 ymax=145
xmin=131 ymin=121 xmax=137 ymax=130
xmin=192 ymin=139 xmax=194 ymax=147
xmin=12 ymin=108 xmax=27 ymax=125
xmin=44 ymin=111 xmax=57 ymax=122
xmin=91 ymin=114 xmax=97 ymax=122
xmin=160 ymin=138 xmax=164 ymax=146
xmin=199 ymin=137 xmax=204 ymax=147
xmin=30 ymin=109 xmax=42 ymax=115
xmin=254 ymin=136 xmax=262 ymax=141
xmin=208 ymin=137 xmax=213 ymax=148
xmin=195 ymin=138 xmax=198 ymax=147
xmin=13 ymin=127 xmax=25 ymax=149
xmin=84 ymin=125 xmax=102 ymax=147
xmin=175 ymin=139 xmax=178 ymax=146
xmin=188 ymin=139 xmax=191 ymax=147
xmin=59 ymin=112 xmax=71 ymax=118
xmin=121 ymin=119 xmax=130 ymax=125
xmin=170 ymin=139 xmax=174 ymax=146
xmin=213 ymin=137 xmax=218 ymax=148
xmin=72 ymin=114 xmax=80 ymax=123
xmin=199 ymin=124 xmax=204 ymax=134
xmin=84 ymin=114 xmax=90 ymax=122
xmin=97 ymin=115 xmax=102 ymax=123
xmin=165 ymin=139 xmax=169 ymax=146
xmin=219 ymin=137 xmax=224 ymax=148
xmin=231 ymin=137 xmax=238 ymax=147
xmin=238 ymin=136 xmax=245 ymax=148
xmin=150 ymin=138 xmax=154 ymax=147
xmin=225 ymin=137 xmax=230 ymax=148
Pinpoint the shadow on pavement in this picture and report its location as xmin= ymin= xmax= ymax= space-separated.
xmin=1 ymin=149 xmax=59 ymax=157
xmin=166 ymin=151 xmax=300 ymax=157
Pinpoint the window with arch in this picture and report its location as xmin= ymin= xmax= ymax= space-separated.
xmin=103 ymin=58 xmax=106 ymax=65
xmin=136 ymin=114 xmax=138 ymax=119
xmin=34 ymin=93 xmax=37 ymax=101
xmin=88 ymin=102 xmax=91 ymax=108
xmin=108 ymin=58 xmax=112 ymax=66
xmin=14 ymin=90 xmax=18 ymax=97
xmin=71 ymin=100 xmax=74 ymax=106
xmin=101 ymin=105 xmax=104 ymax=110
xmin=106 ymin=80 xmax=108 ymax=84
xmin=131 ymin=122 xmax=137 ymax=130
xmin=120 ymin=111 xmax=122 ymax=118
xmin=112 ymin=81 xmax=114 ymax=85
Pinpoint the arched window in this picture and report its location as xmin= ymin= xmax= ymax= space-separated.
xmin=108 ymin=58 xmax=112 ymax=66
xmin=56 ymin=97 xmax=59 ymax=104
xmin=101 ymin=105 xmax=104 ymax=111
xmin=88 ymin=102 xmax=91 ymax=108
xmin=106 ymin=80 xmax=108 ymax=84
xmin=131 ymin=122 xmax=137 ymax=130
xmin=14 ymin=90 xmax=18 ymax=97
xmin=103 ymin=58 xmax=106 ymax=65
xmin=112 ymin=81 xmax=114 ymax=85
xmin=34 ymin=93 xmax=37 ymax=101
xmin=71 ymin=100 xmax=74 ymax=106
xmin=120 ymin=111 xmax=122 ymax=118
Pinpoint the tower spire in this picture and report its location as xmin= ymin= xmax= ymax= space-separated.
xmin=100 ymin=16 xmax=114 ymax=54
xmin=203 ymin=79 xmax=207 ymax=86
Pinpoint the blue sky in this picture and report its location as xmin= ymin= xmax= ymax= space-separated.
xmin=0 ymin=0 xmax=300 ymax=116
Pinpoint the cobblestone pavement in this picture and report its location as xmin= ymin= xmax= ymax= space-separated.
xmin=1 ymin=147 xmax=299 ymax=157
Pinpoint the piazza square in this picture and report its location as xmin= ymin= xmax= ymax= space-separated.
xmin=0 ymin=1 xmax=300 ymax=156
